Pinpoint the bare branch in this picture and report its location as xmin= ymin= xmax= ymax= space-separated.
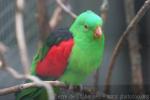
xmin=0 ymin=80 xmax=65 ymax=96
xmin=104 ymin=0 xmax=150 ymax=94
xmin=49 ymin=5 xmax=63 ymax=30
xmin=15 ymin=0 xmax=30 ymax=74
xmin=0 ymin=81 xmax=113 ymax=100
xmin=5 ymin=67 xmax=24 ymax=79
xmin=56 ymin=0 xmax=77 ymax=19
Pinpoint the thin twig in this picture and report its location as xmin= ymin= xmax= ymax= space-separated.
xmin=104 ymin=0 xmax=150 ymax=94
xmin=49 ymin=0 xmax=66 ymax=30
xmin=15 ymin=0 xmax=30 ymax=74
xmin=56 ymin=0 xmax=77 ymax=19
xmin=49 ymin=7 xmax=62 ymax=30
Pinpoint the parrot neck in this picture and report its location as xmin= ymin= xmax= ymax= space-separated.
xmin=74 ymin=34 xmax=104 ymax=50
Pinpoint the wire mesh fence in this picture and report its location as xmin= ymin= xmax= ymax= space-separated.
xmin=0 ymin=0 xmax=39 ymax=46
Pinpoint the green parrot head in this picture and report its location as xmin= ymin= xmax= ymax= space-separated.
xmin=69 ymin=10 xmax=103 ymax=42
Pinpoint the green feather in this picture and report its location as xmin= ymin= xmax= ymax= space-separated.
xmin=31 ymin=44 xmax=49 ymax=75
xmin=16 ymin=87 xmax=48 ymax=100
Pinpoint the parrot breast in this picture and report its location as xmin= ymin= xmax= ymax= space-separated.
xmin=59 ymin=34 xmax=105 ymax=85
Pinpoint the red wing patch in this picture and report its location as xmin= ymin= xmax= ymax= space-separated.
xmin=36 ymin=39 xmax=74 ymax=78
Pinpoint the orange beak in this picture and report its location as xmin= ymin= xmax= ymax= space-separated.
xmin=94 ymin=26 xmax=102 ymax=38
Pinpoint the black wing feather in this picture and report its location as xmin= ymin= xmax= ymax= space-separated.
xmin=45 ymin=28 xmax=73 ymax=47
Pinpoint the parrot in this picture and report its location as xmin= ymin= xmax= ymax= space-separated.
xmin=16 ymin=10 xmax=105 ymax=100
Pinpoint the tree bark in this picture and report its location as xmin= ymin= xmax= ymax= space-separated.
xmin=124 ymin=0 xmax=144 ymax=95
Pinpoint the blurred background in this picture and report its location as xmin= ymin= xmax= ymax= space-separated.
xmin=0 ymin=0 xmax=150 ymax=99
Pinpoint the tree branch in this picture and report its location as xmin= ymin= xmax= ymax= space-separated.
xmin=0 ymin=81 xmax=113 ymax=100
xmin=104 ymin=0 xmax=150 ymax=94
xmin=56 ymin=0 xmax=77 ymax=19
xmin=15 ymin=0 xmax=30 ymax=74
xmin=49 ymin=4 xmax=63 ymax=30
xmin=0 ymin=80 xmax=65 ymax=96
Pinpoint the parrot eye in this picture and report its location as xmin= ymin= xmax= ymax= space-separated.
xmin=84 ymin=25 xmax=88 ymax=29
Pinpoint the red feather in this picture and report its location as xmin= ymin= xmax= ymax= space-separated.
xmin=36 ymin=39 xmax=74 ymax=78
